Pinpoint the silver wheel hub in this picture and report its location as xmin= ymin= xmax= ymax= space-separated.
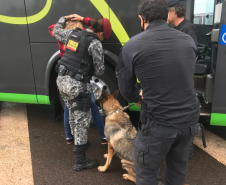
xmin=91 ymin=76 xmax=110 ymax=99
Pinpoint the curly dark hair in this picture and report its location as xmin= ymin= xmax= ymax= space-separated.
xmin=90 ymin=18 xmax=103 ymax=33
xmin=138 ymin=0 xmax=168 ymax=22
xmin=169 ymin=7 xmax=186 ymax=18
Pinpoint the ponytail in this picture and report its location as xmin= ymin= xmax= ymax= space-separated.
xmin=90 ymin=18 xmax=103 ymax=33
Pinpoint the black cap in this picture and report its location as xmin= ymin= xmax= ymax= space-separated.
xmin=167 ymin=0 xmax=182 ymax=8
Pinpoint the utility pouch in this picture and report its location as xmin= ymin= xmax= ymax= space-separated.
xmin=71 ymin=93 xmax=91 ymax=112
xmin=140 ymin=101 xmax=147 ymax=125
xmin=74 ymin=74 xmax=83 ymax=81
xmin=82 ymin=94 xmax=91 ymax=112
xmin=58 ymin=65 xmax=67 ymax=76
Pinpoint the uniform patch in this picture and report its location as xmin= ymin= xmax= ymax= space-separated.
xmin=66 ymin=40 xmax=79 ymax=51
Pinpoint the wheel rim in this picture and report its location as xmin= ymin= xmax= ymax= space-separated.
xmin=91 ymin=76 xmax=110 ymax=99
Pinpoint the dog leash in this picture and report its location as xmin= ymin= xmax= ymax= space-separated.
xmin=107 ymin=103 xmax=136 ymax=116
xmin=122 ymin=103 xmax=136 ymax=111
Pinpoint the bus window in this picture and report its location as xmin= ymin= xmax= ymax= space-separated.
xmin=193 ymin=0 xmax=214 ymax=25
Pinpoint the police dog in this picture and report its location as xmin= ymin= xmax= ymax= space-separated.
xmin=97 ymin=90 xmax=137 ymax=182
xmin=97 ymin=90 xmax=190 ymax=185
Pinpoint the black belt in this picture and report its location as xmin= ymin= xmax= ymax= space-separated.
xmin=57 ymin=65 xmax=90 ymax=83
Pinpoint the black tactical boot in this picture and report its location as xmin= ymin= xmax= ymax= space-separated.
xmin=73 ymin=140 xmax=90 ymax=152
xmin=73 ymin=144 xmax=99 ymax=171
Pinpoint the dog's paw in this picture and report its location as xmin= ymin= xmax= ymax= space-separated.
xmin=123 ymin=174 xmax=135 ymax=182
xmin=104 ymin=154 xmax=108 ymax=158
xmin=98 ymin=166 xmax=107 ymax=172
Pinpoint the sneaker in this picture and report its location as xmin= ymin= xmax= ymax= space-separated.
xmin=101 ymin=138 xmax=108 ymax=145
xmin=66 ymin=138 xmax=73 ymax=145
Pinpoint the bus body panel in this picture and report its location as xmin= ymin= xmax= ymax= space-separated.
xmin=109 ymin=0 xmax=140 ymax=43
xmin=0 ymin=0 xmax=37 ymax=103
xmin=30 ymin=43 xmax=59 ymax=96
xmin=25 ymin=0 xmax=111 ymax=43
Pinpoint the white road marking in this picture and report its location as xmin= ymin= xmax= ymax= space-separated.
xmin=194 ymin=129 xmax=226 ymax=166
xmin=0 ymin=103 xmax=34 ymax=185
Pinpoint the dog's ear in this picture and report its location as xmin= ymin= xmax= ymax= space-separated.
xmin=100 ymin=90 xmax=108 ymax=103
xmin=112 ymin=89 xmax=119 ymax=99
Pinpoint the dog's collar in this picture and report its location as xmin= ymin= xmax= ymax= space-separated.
xmin=106 ymin=109 xmax=121 ymax=116
xmin=106 ymin=104 xmax=135 ymax=116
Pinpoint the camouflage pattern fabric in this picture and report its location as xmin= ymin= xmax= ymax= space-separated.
xmin=68 ymin=108 xmax=91 ymax=145
xmin=53 ymin=17 xmax=105 ymax=145
xmin=86 ymin=28 xmax=105 ymax=76
xmin=52 ymin=17 xmax=71 ymax=44
xmin=57 ymin=76 xmax=92 ymax=145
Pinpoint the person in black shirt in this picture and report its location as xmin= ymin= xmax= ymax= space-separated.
xmin=167 ymin=0 xmax=198 ymax=46
xmin=116 ymin=0 xmax=200 ymax=184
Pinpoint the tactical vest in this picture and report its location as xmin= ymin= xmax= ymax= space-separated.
xmin=58 ymin=28 xmax=100 ymax=81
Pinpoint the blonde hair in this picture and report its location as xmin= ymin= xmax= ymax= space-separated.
xmin=64 ymin=21 xmax=84 ymax=30
xmin=63 ymin=21 xmax=84 ymax=49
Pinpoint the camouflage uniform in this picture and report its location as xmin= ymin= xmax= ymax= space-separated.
xmin=53 ymin=17 xmax=105 ymax=145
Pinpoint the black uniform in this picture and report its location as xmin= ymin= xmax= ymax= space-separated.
xmin=175 ymin=19 xmax=198 ymax=47
xmin=116 ymin=21 xmax=200 ymax=185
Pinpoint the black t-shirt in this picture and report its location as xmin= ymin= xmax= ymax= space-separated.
xmin=175 ymin=19 xmax=198 ymax=47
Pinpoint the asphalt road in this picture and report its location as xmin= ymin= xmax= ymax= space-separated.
xmin=1 ymin=103 xmax=226 ymax=185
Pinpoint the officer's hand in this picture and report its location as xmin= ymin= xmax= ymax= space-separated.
xmin=64 ymin=14 xmax=84 ymax=21
xmin=139 ymin=89 xmax=143 ymax=99
xmin=195 ymin=56 xmax=198 ymax=62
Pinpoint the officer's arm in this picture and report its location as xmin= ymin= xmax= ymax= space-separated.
xmin=186 ymin=26 xmax=198 ymax=47
xmin=66 ymin=14 xmax=92 ymax=26
xmin=186 ymin=33 xmax=198 ymax=58
xmin=53 ymin=17 xmax=72 ymax=45
xmin=88 ymin=39 xmax=105 ymax=76
xmin=116 ymin=52 xmax=141 ymax=103
xmin=83 ymin=17 xmax=92 ymax=26
xmin=48 ymin=24 xmax=56 ymax=38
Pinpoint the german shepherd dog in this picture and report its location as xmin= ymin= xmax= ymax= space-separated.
xmin=97 ymin=90 xmax=137 ymax=182
xmin=97 ymin=91 xmax=190 ymax=185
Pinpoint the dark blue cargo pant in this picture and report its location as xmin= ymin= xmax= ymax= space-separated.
xmin=134 ymin=119 xmax=198 ymax=185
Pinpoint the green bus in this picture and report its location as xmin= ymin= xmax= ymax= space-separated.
xmin=0 ymin=0 xmax=226 ymax=126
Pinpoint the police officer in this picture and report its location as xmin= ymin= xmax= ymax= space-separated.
xmin=116 ymin=0 xmax=200 ymax=184
xmin=167 ymin=0 xmax=198 ymax=46
xmin=53 ymin=15 xmax=111 ymax=171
